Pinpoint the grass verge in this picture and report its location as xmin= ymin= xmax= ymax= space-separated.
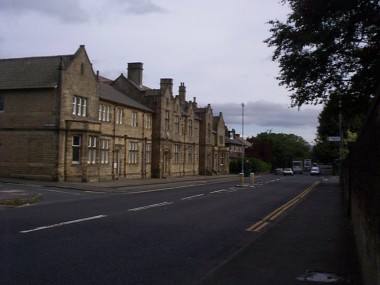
xmin=0 ymin=194 xmax=42 ymax=207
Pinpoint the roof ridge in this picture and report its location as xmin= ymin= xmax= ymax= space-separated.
xmin=0 ymin=54 xmax=74 ymax=61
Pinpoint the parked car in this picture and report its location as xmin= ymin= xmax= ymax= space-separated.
xmin=283 ymin=168 xmax=294 ymax=176
xmin=274 ymin=168 xmax=284 ymax=175
xmin=310 ymin=166 xmax=321 ymax=176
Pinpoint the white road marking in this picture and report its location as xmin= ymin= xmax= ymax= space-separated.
xmin=20 ymin=215 xmax=107 ymax=234
xmin=128 ymin=202 xmax=173 ymax=212
xmin=210 ymin=189 xmax=231 ymax=194
xmin=181 ymin=194 xmax=204 ymax=200
xmin=40 ymin=188 xmax=82 ymax=195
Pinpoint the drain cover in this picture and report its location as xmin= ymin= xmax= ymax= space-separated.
xmin=296 ymin=271 xmax=349 ymax=283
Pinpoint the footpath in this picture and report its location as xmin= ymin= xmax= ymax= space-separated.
xmin=0 ymin=175 xmax=363 ymax=284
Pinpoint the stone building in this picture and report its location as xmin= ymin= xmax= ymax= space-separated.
xmin=110 ymin=62 xmax=230 ymax=178
xmin=0 ymin=46 xmax=153 ymax=182
xmin=0 ymin=46 xmax=229 ymax=181
xmin=225 ymin=128 xmax=251 ymax=159
xmin=196 ymin=105 xmax=230 ymax=175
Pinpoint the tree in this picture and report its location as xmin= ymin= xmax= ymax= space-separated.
xmin=246 ymin=132 xmax=311 ymax=169
xmin=265 ymin=0 xmax=380 ymax=133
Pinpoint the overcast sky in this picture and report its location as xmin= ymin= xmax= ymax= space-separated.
xmin=0 ymin=0 xmax=322 ymax=144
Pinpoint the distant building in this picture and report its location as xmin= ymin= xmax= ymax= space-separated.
xmin=225 ymin=128 xmax=251 ymax=159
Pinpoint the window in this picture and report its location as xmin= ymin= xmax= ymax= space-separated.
xmin=145 ymin=143 xmax=151 ymax=164
xmin=164 ymin=111 xmax=169 ymax=130
xmin=116 ymin=108 xmax=123 ymax=124
xmin=131 ymin=112 xmax=138 ymax=127
xmin=98 ymin=104 xmax=110 ymax=122
xmin=72 ymin=135 xmax=81 ymax=164
xmin=101 ymin=139 xmax=109 ymax=164
xmin=0 ymin=94 xmax=4 ymax=111
xmin=188 ymin=146 xmax=193 ymax=164
xmin=175 ymin=116 xmax=180 ymax=133
xmin=128 ymin=142 xmax=138 ymax=164
xmin=88 ymin=136 xmax=97 ymax=164
xmin=188 ymin=120 xmax=193 ymax=136
xmin=145 ymin=115 xmax=152 ymax=129
xmin=174 ymin=144 xmax=180 ymax=164
xmin=220 ymin=153 xmax=225 ymax=165
xmin=207 ymin=123 xmax=211 ymax=144
xmin=72 ymin=96 xmax=87 ymax=117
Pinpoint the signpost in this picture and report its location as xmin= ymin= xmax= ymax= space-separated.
xmin=328 ymin=136 xmax=341 ymax=142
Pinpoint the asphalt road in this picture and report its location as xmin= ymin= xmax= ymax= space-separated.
xmin=1 ymin=175 xmax=325 ymax=285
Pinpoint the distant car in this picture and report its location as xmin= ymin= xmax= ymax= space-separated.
xmin=310 ymin=167 xmax=321 ymax=176
xmin=283 ymin=168 xmax=294 ymax=176
xmin=274 ymin=168 xmax=283 ymax=175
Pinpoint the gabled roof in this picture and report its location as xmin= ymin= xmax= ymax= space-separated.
xmin=98 ymin=82 xmax=153 ymax=113
xmin=126 ymin=78 xmax=151 ymax=91
xmin=225 ymin=135 xmax=252 ymax=147
xmin=0 ymin=55 xmax=73 ymax=90
xmin=113 ymin=73 xmax=151 ymax=91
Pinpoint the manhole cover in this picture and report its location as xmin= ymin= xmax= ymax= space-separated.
xmin=296 ymin=271 xmax=349 ymax=283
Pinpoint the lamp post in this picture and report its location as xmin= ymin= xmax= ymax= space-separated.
xmin=241 ymin=102 xmax=245 ymax=176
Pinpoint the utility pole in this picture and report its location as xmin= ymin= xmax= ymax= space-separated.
xmin=241 ymin=102 xmax=245 ymax=175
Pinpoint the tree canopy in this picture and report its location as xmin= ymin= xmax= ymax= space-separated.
xmin=265 ymin=0 xmax=380 ymax=116
xmin=246 ymin=132 xmax=311 ymax=169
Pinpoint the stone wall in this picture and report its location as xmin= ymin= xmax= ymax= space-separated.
xmin=345 ymin=90 xmax=380 ymax=285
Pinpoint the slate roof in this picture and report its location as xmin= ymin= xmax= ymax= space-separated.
xmin=98 ymin=82 xmax=153 ymax=113
xmin=0 ymin=55 xmax=73 ymax=90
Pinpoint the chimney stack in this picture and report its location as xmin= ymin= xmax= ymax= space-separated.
xmin=179 ymin=82 xmax=186 ymax=101
xmin=160 ymin=78 xmax=173 ymax=94
xmin=127 ymin=62 xmax=143 ymax=86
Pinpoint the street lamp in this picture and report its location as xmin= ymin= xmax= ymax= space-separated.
xmin=241 ymin=103 xmax=245 ymax=176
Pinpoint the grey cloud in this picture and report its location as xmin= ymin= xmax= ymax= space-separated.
xmin=212 ymin=101 xmax=320 ymax=129
xmin=0 ymin=0 xmax=90 ymax=22
xmin=110 ymin=0 xmax=166 ymax=15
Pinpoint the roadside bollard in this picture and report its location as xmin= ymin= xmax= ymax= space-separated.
xmin=239 ymin=173 xmax=244 ymax=186
xmin=250 ymin=172 xmax=255 ymax=185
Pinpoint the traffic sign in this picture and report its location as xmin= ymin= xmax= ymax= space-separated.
xmin=328 ymin=136 xmax=341 ymax=142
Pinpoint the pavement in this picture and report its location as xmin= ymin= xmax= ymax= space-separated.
xmin=0 ymin=175 xmax=363 ymax=284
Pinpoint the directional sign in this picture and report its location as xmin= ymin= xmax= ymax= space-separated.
xmin=328 ymin=136 xmax=341 ymax=142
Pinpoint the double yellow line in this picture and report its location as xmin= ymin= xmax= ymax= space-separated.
xmin=246 ymin=181 xmax=320 ymax=232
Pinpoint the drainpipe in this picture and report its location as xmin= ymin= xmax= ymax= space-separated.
xmin=112 ymin=106 xmax=116 ymax=180
xmin=124 ymin=135 xmax=127 ymax=178
xmin=141 ymin=113 xmax=146 ymax=178
xmin=183 ymin=117 xmax=186 ymax=176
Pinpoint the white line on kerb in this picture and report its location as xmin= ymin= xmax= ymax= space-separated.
xmin=128 ymin=202 xmax=173 ymax=212
xmin=20 ymin=215 xmax=107 ymax=234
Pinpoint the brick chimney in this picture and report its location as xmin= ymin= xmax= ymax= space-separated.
xmin=160 ymin=78 xmax=173 ymax=94
xmin=127 ymin=62 xmax=143 ymax=86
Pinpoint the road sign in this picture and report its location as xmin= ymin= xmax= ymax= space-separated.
xmin=328 ymin=136 xmax=341 ymax=142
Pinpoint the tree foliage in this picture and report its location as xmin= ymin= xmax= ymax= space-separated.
xmin=265 ymin=0 xmax=380 ymax=117
xmin=246 ymin=132 xmax=311 ymax=169
xmin=229 ymin=157 xmax=271 ymax=175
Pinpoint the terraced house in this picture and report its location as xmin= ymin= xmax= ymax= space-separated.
xmin=0 ymin=45 xmax=229 ymax=182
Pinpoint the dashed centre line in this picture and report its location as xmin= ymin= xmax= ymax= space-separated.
xmin=128 ymin=202 xmax=173 ymax=212
xmin=181 ymin=194 xmax=205 ymax=200
xmin=20 ymin=215 xmax=107 ymax=234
